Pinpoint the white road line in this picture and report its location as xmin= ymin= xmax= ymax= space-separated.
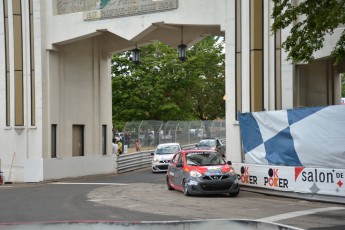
xmin=88 ymin=198 xmax=126 ymax=202
xmin=51 ymin=182 xmax=128 ymax=186
xmin=258 ymin=207 xmax=345 ymax=222
xmin=126 ymin=204 xmax=143 ymax=208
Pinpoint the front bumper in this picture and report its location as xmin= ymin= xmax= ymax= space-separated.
xmin=152 ymin=161 xmax=169 ymax=172
xmin=186 ymin=174 xmax=239 ymax=195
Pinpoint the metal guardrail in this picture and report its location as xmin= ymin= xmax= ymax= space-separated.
xmin=116 ymin=151 xmax=153 ymax=174
xmin=116 ymin=141 xmax=225 ymax=174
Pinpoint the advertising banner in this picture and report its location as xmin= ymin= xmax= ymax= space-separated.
xmin=233 ymin=164 xmax=345 ymax=197
xmin=294 ymin=167 xmax=345 ymax=196
xmin=238 ymin=105 xmax=345 ymax=169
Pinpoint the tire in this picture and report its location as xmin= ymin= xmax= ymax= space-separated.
xmin=229 ymin=190 xmax=239 ymax=197
xmin=183 ymin=179 xmax=190 ymax=196
xmin=166 ymin=176 xmax=174 ymax=190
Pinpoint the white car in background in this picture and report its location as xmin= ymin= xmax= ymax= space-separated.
xmin=151 ymin=143 xmax=181 ymax=172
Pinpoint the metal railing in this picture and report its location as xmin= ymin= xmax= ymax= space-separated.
xmin=116 ymin=151 xmax=152 ymax=174
xmin=116 ymin=120 xmax=226 ymax=150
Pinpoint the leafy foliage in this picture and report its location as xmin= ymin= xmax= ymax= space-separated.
xmin=340 ymin=73 xmax=345 ymax=97
xmin=112 ymin=36 xmax=225 ymax=127
xmin=271 ymin=0 xmax=345 ymax=65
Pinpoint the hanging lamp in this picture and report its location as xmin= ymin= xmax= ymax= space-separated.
xmin=178 ymin=26 xmax=187 ymax=61
xmin=131 ymin=43 xmax=141 ymax=64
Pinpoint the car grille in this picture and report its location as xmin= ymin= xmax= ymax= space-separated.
xmin=202 ymin=175 xmax=229 ymax=180
xmin=200 ymin=183 xmax=231 ymax=191
xmin=159 ymin=160 xmax=170 ymax=164
xmin=157 ymin=165 xmax=169 ymax=170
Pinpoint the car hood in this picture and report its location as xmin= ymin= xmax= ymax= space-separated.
xmin=155 ymin=154 xmax=175 ymax=161
xmin=194 ymin=146 xmax=216 ymax=150
xmin=187 ymin=165 xmax=231 ymax=175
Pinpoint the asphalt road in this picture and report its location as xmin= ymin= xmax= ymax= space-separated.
xmin=0 ymin=168 xmax=344 ymax=229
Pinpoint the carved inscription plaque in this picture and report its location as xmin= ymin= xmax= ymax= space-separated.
xmin=99 ymin=0 xmax=178 ymax=19
xmin=57 ymin=0 xmax=178 ymax=20
xmin=57 ymin=0 xmax=99 ymax=14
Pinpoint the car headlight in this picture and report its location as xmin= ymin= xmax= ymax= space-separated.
xmin=229 ymin=168 xmax=237 ymax=175
xmin=223 ymin=168 xmax=236 ymax=175
xmin=153 ymin=156 xmax=159 ymax=162
xmin=190 ymin=170 xmax=202 ymax=178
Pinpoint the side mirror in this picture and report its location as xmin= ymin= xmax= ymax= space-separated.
xmin=151 ymin=152 xmax=154 ymax=156
xmin=176 ymin=163 xmax=183 ymax=168
xmin=195 ymin=144 xmax=198 ymax=147
xmin=227 ymin=161 xmax=232 ymax=165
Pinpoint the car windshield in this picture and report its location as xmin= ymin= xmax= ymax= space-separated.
xmin=198 ymin=139 xmax=216 ymax=147
xmin=155 ymin=145 xmax=180 ymax=155
xmin=186 ymin=152 xmax=225 ymax=166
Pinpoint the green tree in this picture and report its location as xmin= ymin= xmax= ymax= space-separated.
xmin=111 ymin=36 xmax=225 ymax=125
xmin=184 ymin=37 xmax=225 ymax=120
xmin=271 ymin=0 xmax=345 ymax=65
xmin=341 ymin=73 xmax=345 ymax=97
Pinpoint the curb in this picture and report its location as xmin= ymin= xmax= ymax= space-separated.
xmin=241 ymin=186 xmax=345 ymax=205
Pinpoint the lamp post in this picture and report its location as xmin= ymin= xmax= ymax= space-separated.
xmin=178 ymin=26 xmax=187 ymax=61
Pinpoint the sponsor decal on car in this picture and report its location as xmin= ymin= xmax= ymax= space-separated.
xmin=205 ymin=166 xmax=222 ymax=176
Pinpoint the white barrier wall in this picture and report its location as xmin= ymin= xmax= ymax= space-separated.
xmin=233 ymin=163 xmax=345 ymax=197
xmin=24 ymin=155 xmax=115 ymax=182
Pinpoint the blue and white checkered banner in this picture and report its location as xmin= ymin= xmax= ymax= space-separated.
xmin=238 ymin=105 xmax=345 ymax=169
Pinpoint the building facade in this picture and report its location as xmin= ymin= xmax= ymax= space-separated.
xmin=0 ymin=0 xmax=343 ymax=182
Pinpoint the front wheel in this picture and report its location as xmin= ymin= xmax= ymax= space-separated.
xmin=166 ymin=176 xmax=174 ymax=190
xmin=229 ymin=190 xmax=239 ymax=197
xmin=182 ymin=179 xmax=190 ymax=196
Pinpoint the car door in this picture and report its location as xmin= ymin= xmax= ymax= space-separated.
xmin=167 ymin=153 xmax=180 ymax=187
xmin=174 ymin=153 xmax=185 ymax=188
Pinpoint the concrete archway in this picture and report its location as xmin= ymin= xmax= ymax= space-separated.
xmin=19 ymin=0 xmax=236 ymax=182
